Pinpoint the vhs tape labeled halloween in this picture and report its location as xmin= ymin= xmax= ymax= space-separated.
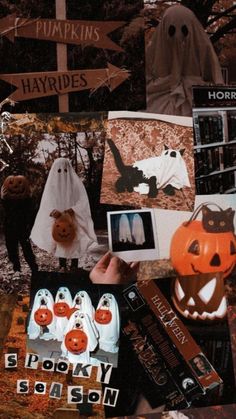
xmin=137 ymin=279 xmax=223 ymax=391
xmin=121 ymin=279 xmax=224 ymax=411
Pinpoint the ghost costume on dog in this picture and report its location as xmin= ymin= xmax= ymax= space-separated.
xmin=28 ymin=288 xmax=56 ymax=340
xmin=70 ymin=290 xmax=98 ymax=338
xmin=146 ymin=5 xmax=224 ymax=116
xmin=30 ymin=158 xmax=98 ymax=259
xmin=119 ymin=214 xmax=132 ymax=243
xmin=61 ymin=310 xmax=98 ymax=364
xmin=71 ymin=290 xmax=95 ymax=319
xmin=54 ymin=287 xmax=73 ymax=341
xmin=133 ymin=146 xmax=190 ymax=193
xmin=94 ymin=293 xmax=120 ymax=353
xmin=132 ymin=214 xmax=145 ymax=245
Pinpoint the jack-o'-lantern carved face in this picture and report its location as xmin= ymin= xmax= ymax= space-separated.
xmin=3 ymin=175 xmax=30 ymax=199
xmin=34 ymin=307 xmax=53 ymax=326
xmin=52 ymin=212 xmax=76 ymax=245
xmin=95 ymin=308 xmax=112 ymax=324
xmin=65 ymin=329 xmax=88 ymax=354
xmin=54 ymin=302 xmax=70 ymax=317
xmin=170 ymin=220 xmax=236 ymax=278
xmin=172 ymin=273 xmax=227 ymax=322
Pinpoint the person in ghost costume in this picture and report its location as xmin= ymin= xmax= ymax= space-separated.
xmin=30 ymin=158 xmax=98 ymax=271
xmin=54 ymin=287 xmax=73 ymax=341
xmin=27 ymin=288 xmax=56 ymax=340
xmin=119 ymin=214 xmax=132 ymax=243
xmin=94 ymin=293 xmax=120 ymax=353
xmin=132 ymin=214 xmax=145 ymax=245
xmin=146 ymin=5 xmax=224 ymax=116
xmin=61 ymin=310 xmax=98 ymax=364
xmin=133 ymin=146 xmax=190 ymax=195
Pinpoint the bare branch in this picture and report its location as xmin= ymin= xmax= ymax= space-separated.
xmin=210 ymin=15 xmax=236 ymax=42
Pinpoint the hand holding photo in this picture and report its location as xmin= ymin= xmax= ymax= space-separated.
xmin=107 ymin=209 xmax=159 ymax=262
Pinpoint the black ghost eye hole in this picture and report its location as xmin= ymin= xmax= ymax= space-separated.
xmin=182 ymin=25 xmax=188 ymax=37
xmin=64 ymin=168 xmax=67 ymax=173
xmin=58 ymin=168 xmax=61 ymax=173
xmin=168 ymin=25 xmax=176 ymax=37
xmin=165 ymin=151 xmax=168 ymax=155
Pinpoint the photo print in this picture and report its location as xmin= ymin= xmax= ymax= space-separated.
xmin=0 ymin=0 xmax=146 ymax=113
xmin=27 ymin=271 xmax=122 ymax=367
xmin=144 ymin=3 xmax=224 ymax=117
xmin=0 ymin=113 xmax=110 ymax=293
xmin=107 ymin=209 xmax=159 ymax=262
xmin=101 ymin=111 xmax=195 ymax=211
xmin=135 ymin=193 xmax=236 ymax=282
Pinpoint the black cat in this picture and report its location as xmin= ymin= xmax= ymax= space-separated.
xmin=202 ymin=206 xmax=235 ymax=233
xmin=107 ymin=138 xmax=158 ymax=198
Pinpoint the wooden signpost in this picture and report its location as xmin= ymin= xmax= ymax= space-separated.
xmin=0 ymin=0 xmax=129 ymax=112
xmin=0 ymin=65 xmax=130 ymax=101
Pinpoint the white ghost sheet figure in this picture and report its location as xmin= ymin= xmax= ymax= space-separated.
xmin=146 ymin=5 xmax=224 ymax=116
xmin=27 ymin=289 xmax=56 ymax=341
xmin=94 ymin=293 xmax=120 ymax=353
xmin=54 ymin=287 xmax=73 ymax=341
xmin=71 ymin=290 xmax=95 ymax=318
xmin=119 ymin=214 xmax=132 ymax=243
xmin=133 ymin=146 xmax=190 ymax=192
xmin=132 ymin=214 xmax=145 ymax=245
xmin=30 ymin=157 xmax=98 ymax=259
xmin=61 ymin=310 xmax=98 ymax=364
xmin=70 ymin=290 xmax=98 ymax=338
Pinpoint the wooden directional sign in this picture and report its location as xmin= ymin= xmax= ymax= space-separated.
xmin=0 ymin=13 xmax=125 ymax=51
xmin=0 ymin=64 xmax=130 ymax=101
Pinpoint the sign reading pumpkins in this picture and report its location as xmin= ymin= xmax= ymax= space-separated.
xmin=0 ymin=14 xmax=125 ymax=51
xmin=0 ymin=0 xmax=145 ymax=112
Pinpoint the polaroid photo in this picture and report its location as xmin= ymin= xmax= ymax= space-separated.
xmin=107 ymin=209 xmax=159 ymax=262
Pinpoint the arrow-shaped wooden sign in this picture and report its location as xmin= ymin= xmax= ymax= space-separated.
xmin=0 ymin=14 xmax=125 ymax=51
xmin=0 ymin=64 xmax=130 ymax=101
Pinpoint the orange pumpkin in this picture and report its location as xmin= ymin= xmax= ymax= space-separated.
xmin=95 ymin=308 xmax=112 ymax=324
xmin=52 ymin=212 xmax=76 ymax=245
xmin=172 ymin=272 xmax=227 ymax=322
xmin=34 ymin=307 xmax=53 ymax=326
xmin=54 ymin=302 xmax=70 ymax=317
xmin=3 ymin=175 xmax=30 ymax=199
xmin=65 ymin=329 xmax=88 ymax=354
xmin=170 ymin=220 xmax=236 ymax=278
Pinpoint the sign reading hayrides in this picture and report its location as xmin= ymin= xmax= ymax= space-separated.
xmin=101 ymin=111 xmax=195 ymax=211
